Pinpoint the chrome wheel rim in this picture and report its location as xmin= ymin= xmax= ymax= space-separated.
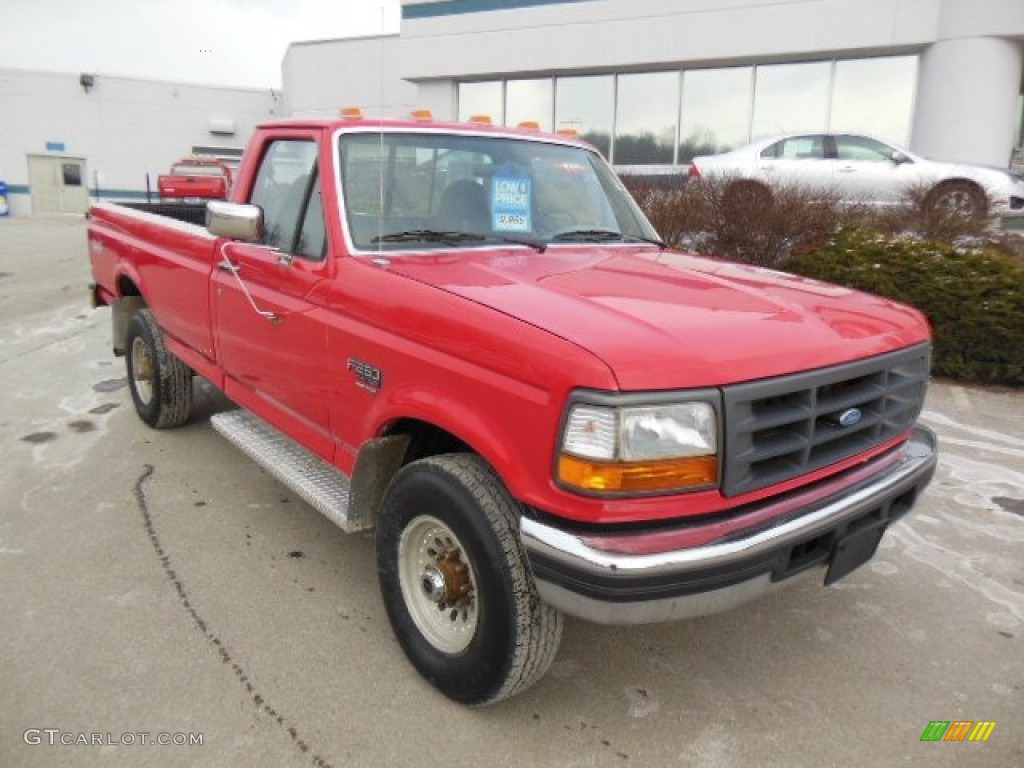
xmin=130 ymin=336 xmax=155 ymax=406
xmin=398 ymin=515 xmax=479 ymax=655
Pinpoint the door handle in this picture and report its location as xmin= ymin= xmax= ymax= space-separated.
xmin=218 ymin=259 xmax=241 ymax=274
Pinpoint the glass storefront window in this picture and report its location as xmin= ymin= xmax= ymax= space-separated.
xmin=614 ymin=71 xmax=679 ymax=165
xmin=458 ymin=81 xmax=504 ymax=124
xmin=751 ymin=61 xmax=831 ymax=140
xmin=459 ymin=54 xmax=918 ymax=167
xmin=506 ymin=78 xmax=554 ymax=131
xmin=680 ymin=67 xmax=753 ymax=162
xmin=555 ymin=75 xmax=614 ymax=158
xmin=830 ymin=56 xmax=917 ymax=146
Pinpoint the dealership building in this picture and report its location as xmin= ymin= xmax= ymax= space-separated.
xmin=3 ymin=0 xmax=1023 ymax=215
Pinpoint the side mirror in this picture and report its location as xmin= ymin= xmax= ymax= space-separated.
xmin=891 ymin=151 xmax=911 ymax=165
xmin=206 ymin=200 xmax=263 ymax=241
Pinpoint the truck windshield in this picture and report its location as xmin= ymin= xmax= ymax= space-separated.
xmin=338 ymin=132 xmax=660 ymax=251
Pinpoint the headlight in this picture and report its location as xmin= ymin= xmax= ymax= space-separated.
xmin=558 ymin=398 xmax=718 ymax=494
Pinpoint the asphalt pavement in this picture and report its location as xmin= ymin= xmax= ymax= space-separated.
xmin=1 ymin=215 xmax=1021 ymax=767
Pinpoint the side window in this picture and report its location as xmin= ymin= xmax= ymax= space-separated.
xmin=760 ymin=140 xmax=784 ymax=159
xmin=250 ymin=140 xmax=323 ymax=257
xmin=779 ymin=135 xmax=825 ymax=159
xmin=295 ymin=172 xmax=326 ymax=261
xmin=762 ymin=136 xmax=825 ymax=160
xmin=835 ymin=135 xmax=894 ymax=162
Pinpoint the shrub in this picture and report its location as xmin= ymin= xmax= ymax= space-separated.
xmin=623 ymin=175 xmax=1009 ymax=263
xmin=620 ymin=174 xmax=698 ymax=250
xmin=851 ymin=181 xmax=995 ymax=243
xmin=623 ymin=175 xmax=850 ymax=268
xmin=786 ymin=228 xmax=1024 ymax=386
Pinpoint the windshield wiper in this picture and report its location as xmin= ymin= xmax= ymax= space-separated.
xmin=371 ymin=229 xmax=478 ymax=245
xmin=371 ymin=229 xmax=546 ymax=252
xmin=551 ymin=228 xmax=667 ymax=249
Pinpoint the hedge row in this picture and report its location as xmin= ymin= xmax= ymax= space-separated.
xmin=786 ymin=229 xmax=1024 ymax=386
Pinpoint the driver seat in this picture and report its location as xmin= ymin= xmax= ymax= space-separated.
xmin=436 ymin=180 xmax=490 ymax=233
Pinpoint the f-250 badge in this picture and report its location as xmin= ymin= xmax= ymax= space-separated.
xmin=348 ymin=358 xmax=382 ymax=394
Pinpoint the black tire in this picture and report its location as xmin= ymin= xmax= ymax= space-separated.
xmin=926 ymin=180 xmax=986 ymax=222
xmin=377 ymin=454 xmax=563 ymax=705
xmin=124 ymin=308 xmax=193 ymax=428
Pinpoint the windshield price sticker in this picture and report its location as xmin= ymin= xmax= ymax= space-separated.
xmin=491 ymin=171 xmax=532 ymax=233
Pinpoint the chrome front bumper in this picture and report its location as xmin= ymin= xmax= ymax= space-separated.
xmin=521 ymin=427 xmax=937 ymax=625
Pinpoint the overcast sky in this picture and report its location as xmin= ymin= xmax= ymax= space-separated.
xmin=0 ymin=0 xmax=401 ymax=90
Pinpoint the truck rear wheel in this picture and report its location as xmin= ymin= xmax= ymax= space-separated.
xmin=125 ymin=308 xmax=193 ymax=428
xmin=377 ymin=454 xmax=563 ymax=705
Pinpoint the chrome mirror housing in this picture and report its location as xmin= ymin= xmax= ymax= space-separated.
xmin=206 ymin=200 xmax=263 ymax=242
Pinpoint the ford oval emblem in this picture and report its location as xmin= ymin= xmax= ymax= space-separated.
xmin=837 ymin=408 xmax=863 ymax=427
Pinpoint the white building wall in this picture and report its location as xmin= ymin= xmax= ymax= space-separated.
xmin=913 ymin=36 xmax=1024 ymax=167
xmin=283 ymin=35 xmax=418 ymax=118
xmin=399 ymin=0 xmax=940 ymax=80
xmin=0 ymin=68 xmax=280 ymax=216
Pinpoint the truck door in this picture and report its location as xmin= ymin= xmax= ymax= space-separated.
xmin=213 ymin=135 xmax=333 ymax=458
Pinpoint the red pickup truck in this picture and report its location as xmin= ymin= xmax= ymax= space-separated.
xmin=157 ymin=156 xmax=234 ymax=202
xmin=88 ymin=117 xmax=937 ymax=705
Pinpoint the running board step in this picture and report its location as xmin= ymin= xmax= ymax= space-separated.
xmin=211 ymin=410 xmax=356 ymax=532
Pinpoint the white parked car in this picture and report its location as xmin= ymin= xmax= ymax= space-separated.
xmin=690 ymin=133 xmax=1024 ymax=220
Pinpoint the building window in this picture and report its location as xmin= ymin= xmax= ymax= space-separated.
xmin=830 ymin=56 xmax=917 ymax=146
xmin=614 ymin=71 xmax=679 ymax=165
xmin=506 ymin=78 xmax=554 ymax=131
xmin=751 ymin=61 xmax=831 ymax=140
xmin=456 ymin=54 xmax=918 ymax=167
xmin=458 ymin=81 xmax=504 ymax=123
xmin=555 ymin=75 xmax=614 ymax=158
xmin=680 ymin=66 xmax=753 ymax=162
xmin=62 ymin=163 xmax=83 ymax=186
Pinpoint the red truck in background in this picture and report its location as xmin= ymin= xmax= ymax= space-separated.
xmin=87 ymin=116 xmax=938 ymax=705
xmin=157 ymin=155 xmax=234 ymax=202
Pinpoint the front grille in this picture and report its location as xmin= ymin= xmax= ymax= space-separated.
xmin=721 ymin=344 xmax=930 ymax=498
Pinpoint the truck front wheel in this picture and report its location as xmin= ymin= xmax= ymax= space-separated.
xmin=124 ymin=308 xmax=193 ymax=428
xmin=377 ymin=454 xmax=563 ymax=705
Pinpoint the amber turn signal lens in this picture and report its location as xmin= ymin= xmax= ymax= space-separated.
xmin=558 ymin=454 xmax=718 ymax=493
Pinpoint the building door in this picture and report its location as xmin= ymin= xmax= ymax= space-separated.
xmin=27 ymin=156 xmax=89 ymax=213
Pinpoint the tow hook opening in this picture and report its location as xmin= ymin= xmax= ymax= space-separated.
xmin=775 ymin=531 xmax=834 ymax=581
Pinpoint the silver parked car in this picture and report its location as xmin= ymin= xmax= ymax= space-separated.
xmin=690 ymin=133 xmax=1024 ymax=219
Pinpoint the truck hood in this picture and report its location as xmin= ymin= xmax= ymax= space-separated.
xmin=385 ymin=246 xmax=930 ymax=390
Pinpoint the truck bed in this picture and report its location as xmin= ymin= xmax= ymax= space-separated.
xmin=117 ymin=202 xmax=208 ymax=227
